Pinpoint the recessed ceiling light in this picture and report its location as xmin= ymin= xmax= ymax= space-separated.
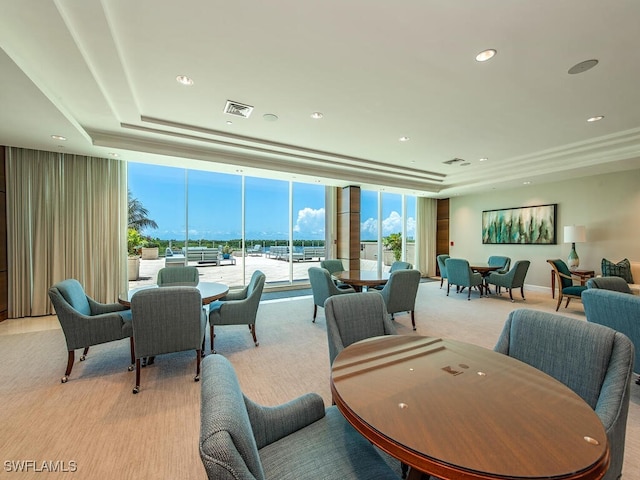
xmin=263 ymin=113 xmax=279 ymax=122
xmin=475 ymin=49 xmax=496 ymax=62
xmin=176 ymin=75 xmax=194 ymax=86
xmin=109 ymin=152 xmax=119 ymax=157
xmin=311 ymin=112 xmax=323 ymax=119
xmin=399 ymin=136 xmax=410 ymax=142
xmin=226 ymin=120 xmax=233 ymax=125
xmin=587 ymin=115 xmax=604 ymax=122
xmin=479 ymin=157 xmax=488 ymax=162
xmin=51 ymin=135 xmax=66 ymax=141
xmin=523 ymin=181 xmax=531 ymax=185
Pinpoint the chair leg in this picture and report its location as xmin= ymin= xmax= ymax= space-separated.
xmin=195 ymin=350 xmax=201 ymax=382
xmin=132 ymin=358 xmax=141 ymax=394
xmin=440 ymin=278 xmax=443 ymax=288
xmin=565 ymin=297 xmax=571 ymax=309
xmin=401 ymin=462 xmax=409 ymax=478
xmin=80 ymin=346 xmax=89 ymax=361
xmin=555 ymin=293 xmax=563 ymax=311
xmin=520 ymin=286 xmax=526 ymax=300
xmin=446 ymin=283 xmax=450 ymax=296
xmin=62 ymin=350 xmax=75 ymax=383
xmin=211 ymin=325 xmax=216 ymax=354
xmin=411 ymin=311 xmax=416 ymax=331
xmin=128 ymin=337 xmax=135 ymax=371
xmin=509 ymin=288 xmax=514 ymax=302
xmin=313 ymin=304 xmax=318 ymax=322
xmin=250 ymin=324 xmax=259 ymax=346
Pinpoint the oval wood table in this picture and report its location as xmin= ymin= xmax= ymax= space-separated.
xmin=331 ymin=335 xmax=609 ymax=480
xmin=118 ymin=281 xmax=229 ymax=307
xmin=333 ymin=270 xmax=390 ymax=291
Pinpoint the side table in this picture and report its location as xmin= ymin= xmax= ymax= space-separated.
xmin=551 ymin=269 xmax=595 ymax=298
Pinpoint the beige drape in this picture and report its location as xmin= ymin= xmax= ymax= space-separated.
xmin=6 ymin=148 xmax=127 ymax=318
xmin=415 ymin=197 xmax=437 ymax=277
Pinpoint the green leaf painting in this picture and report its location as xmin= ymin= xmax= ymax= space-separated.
xmin=482 ymin=204 xmax=556 ymax=244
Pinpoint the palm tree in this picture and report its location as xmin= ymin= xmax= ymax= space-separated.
xmin=128 ymin=189 xmax=158 ymax=232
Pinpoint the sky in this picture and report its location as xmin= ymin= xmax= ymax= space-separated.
xmin=128 ymin=163 xmax=415 ymax=242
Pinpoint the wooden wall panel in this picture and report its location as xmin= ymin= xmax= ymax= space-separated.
xmin=436 ymin=198 xmax=450 ymax=277
xmin=0 ymin=147 xmax=6 ymax=321
xmin=337 ymin=186 xmax=361 ymax=270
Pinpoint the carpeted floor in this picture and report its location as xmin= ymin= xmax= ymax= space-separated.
xmin=0 ymin=282 xmax=638 ymax=479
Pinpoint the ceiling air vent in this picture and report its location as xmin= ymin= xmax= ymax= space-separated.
xmin=224 ymin=100 xmax=254 ymax=118
xmin=443 ymin=157 xmax=465 ymax=165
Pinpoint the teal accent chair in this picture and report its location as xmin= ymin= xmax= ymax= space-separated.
xmin=445 ymin=258 xmax=483 ymax=300
xmin=486 ymin=260 xmax=530 ymax=302
xmin=208 ymin=270 xmax=266 ymax=353
xmin=587 ymin=276 xmax=633 ymax=294
xmin=157 ymin=266 xmax=199 ymax=286
xmin=199 ymin=354 xmax=401 ymax=480
xmin=130 ymin=286 xmax=207 ymax=394
xmin=308 ymin=267 xmax=355 ymax=322
xmin=495 ymin=308 xmax=634 ymax=480
xmin=488 ymin=255 xmax=511 ymax=274
xmin=583 ymin=288 xmax=640 ymax=386
xmin=436 ymin=254 xmax=450 ymax=288
xmin=325 ymin=292 xmax=396 ymax=366
xmin=48 ymin=279 xmax=133 ymax=383
xmin=547 ymin=258 xmax=588 ymax=311
xmin=371 ymin=261 xmax=413 ymax=291
xmin=320 ymin=259 xmax=352 ymax=290
xmin=379 ymin=269 xmax=421 ymax=330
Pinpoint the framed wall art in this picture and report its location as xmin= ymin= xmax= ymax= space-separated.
xmin=482 ymin=204 xmax=557 ymax=244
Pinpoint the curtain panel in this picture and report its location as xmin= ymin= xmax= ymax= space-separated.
xmin=6 ymin=148 xmax=127 ymax=318
xmin=415 ymin=197 xmax=437 ymax=277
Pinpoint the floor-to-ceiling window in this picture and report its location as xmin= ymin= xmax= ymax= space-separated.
xmin=292 ymin=182 xmax=326 ymax=282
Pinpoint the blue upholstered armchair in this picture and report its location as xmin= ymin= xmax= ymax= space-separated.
xmin=445 ymin=258 xmax=483 ymax=300
xmin=583 ymin=289 xmax=640 ymax=386
xmin=487 ymin=255 xmax=511 ymax=274
xmin=156 ymin=266 xmax=199 ymax=286
xmin=495 ymin=309 xmax=634 ymax=480
xmin=199 ymin=354 xmax=401 ymax=480
xmin=48 ymin=279 xmax=133 ymax=383
xmin=486 ymin=260 xmax=530 ymax=301
xmin=130 ymin=286 xmax=207 ymax=394
xmin=436 ymin=254 xmax=450 ymax=289
xmin=324 ymin=292 xmax=396 ymax=366
xmin=547 ymin=258 xmax=588 ymax=311
xmin=308 ymin=267 xmax=355 ymax=322
xmin=379 ymin=269 xmax=421 ymax=330
xmin=320 ymin=259 xmax=352 ymax=290
xmin=208 ymin=270 xmax=265 ymax=353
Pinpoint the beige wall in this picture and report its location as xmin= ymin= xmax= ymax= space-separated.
xmin=449 ymin=168 xmax=640 ymax=291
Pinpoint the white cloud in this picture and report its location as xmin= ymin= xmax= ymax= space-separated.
xmin=362 ymin=211 xmax=416 ymax=239
xmin=293 ymin=207 xmax=325 ymax=235
xmin=361 ymin=217 xmax=378 ymax=237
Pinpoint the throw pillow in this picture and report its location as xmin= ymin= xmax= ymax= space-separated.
xmin=601 ymin=258 xmax=634 ymax=283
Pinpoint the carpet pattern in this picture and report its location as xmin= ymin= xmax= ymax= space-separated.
xmin=1 ymin=282 xmax=638 ymax=479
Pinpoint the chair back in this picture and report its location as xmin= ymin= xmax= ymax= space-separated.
xmin=308 ymin=267 xmax=341 ymax=307
xmin=324 ymin=292 xmax=396 ymax=365
xmin=320 ymin=259 xmax=345 ymax=275
xmin=389 ymin=261 xmax=413 ymax=272
xmin=245 ymin=270 xmax=266 ymax=310
xmin=494 ymin=308 xmax=634 ymax=480
xmin=131 ymin=286 xmax=205 ymax=359
xmin=548 ymin=259 xmax=573 ymax=289
xmin=488 ymin=256 xmax=511 ymax=273
xmin=50 ymin=278 xmax=91 ymax=316
xmin=586 ymin=277 xmax=632 ymax=294
xmin=380 ymin=269 xmax=421 ymax=314
xmin=436 ymin=254 xmax=450 ymax=279
xmin=583 ymin=289 xmax=640 ymax=371
xmin=508 ymin=260 xmax=530 ymax=287
xmin=445 ymin=258 xmax=473 ymax=286
xmin=157 ymin=266 xmax=199 ymax=286
xmin=200 ymin=355 xmax=265 ymax=480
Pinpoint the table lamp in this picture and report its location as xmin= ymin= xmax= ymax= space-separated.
xmin=563 ymin=225 xmax=586 ymax=270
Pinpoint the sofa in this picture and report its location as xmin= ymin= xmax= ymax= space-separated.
xmin=601 ymin=259 xmax=640 ymax=295
xmin=630 ymin=261 xmax=640 ymax=294
xmin=199 ymin=354 xmax=400 ymax=480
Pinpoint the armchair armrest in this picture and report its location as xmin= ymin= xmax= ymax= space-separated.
xmin=244 ymin=392 xmax=325 ymax=449
xmin=221 ymin=287 xmax=248 ymax=301
xmin=89 ymin=297 xmax=128 ymax=315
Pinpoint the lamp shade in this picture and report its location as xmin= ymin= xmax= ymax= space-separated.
xmin=564 ymin=225 xmax=586 ymax=244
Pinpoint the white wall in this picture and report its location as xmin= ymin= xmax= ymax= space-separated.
xmin=449 ymin=169 xmax=640 ymax=291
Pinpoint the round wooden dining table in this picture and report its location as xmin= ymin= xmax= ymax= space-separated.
xmin=333 ymin=270 xmax=390 ymax=291
xmin=118 ymin=281 xmax=229 ymax=307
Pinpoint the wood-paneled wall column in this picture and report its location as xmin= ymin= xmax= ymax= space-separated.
xmin=0 ymin=147 xmax=7 ymax=321
xmin=337 ymin=186 xmax=361 ymax=270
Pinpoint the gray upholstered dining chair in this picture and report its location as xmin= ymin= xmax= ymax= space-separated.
xmin=48 ymin=278 xmax=133 ymax=383
xmin=547 ymin=258 xmax=588 ymax=311
xmin=586 ymin=276 xmax=633 ymax=294
xmin=130 ymin=286 xmax=207 ymax=394
xmin=324 ymin=292 xmax=396 ymax=366
xmin=308 ymin=267 xmax=355 ymax=322
xmin=208 ymin=270 xmax=265 ymax=353
xmin=495 ymin=308 xmax=634 ymax=480
xmin=379 ymin=269 xmax=421 ymax=330
xmin=436 ymin=254 xmax=450 ymax=289
xmin=487 ymin=255 xmax=511 ymax=274
xmin=199 ymin=354 xmax=401 ymax=480
xmin=486 ymin=260 xmax=530 ymax=301
xmin=320 ymin=259 xmax=352 ymax=290
xmin=583 ymin=288 xmax=640 ymax=386
xmin=445 ymin=258 xmax=483 ymax=300
xmin=156 ymin=266 xmax=199 ymax=286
